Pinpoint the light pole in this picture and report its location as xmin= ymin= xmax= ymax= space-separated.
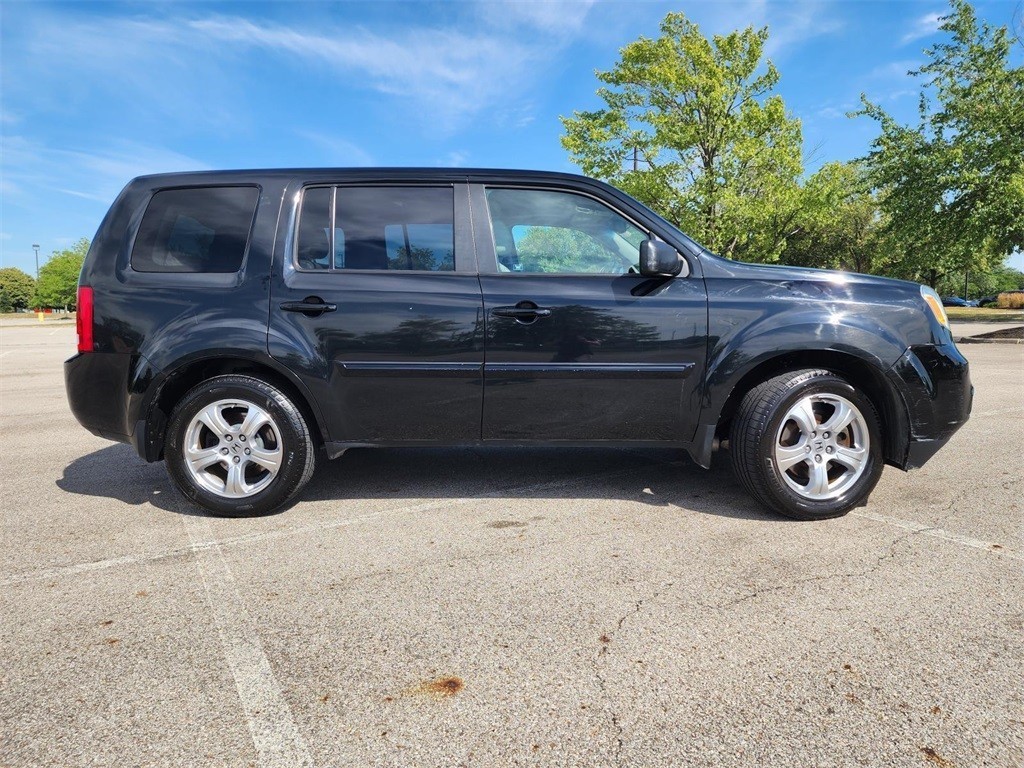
xmin=32 ymin=244 xmax=40 ymax=281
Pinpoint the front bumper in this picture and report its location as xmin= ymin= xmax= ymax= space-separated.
xmin=886 ymin=343 xmax=973 ymax=469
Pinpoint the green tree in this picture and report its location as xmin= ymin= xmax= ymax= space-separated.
xmin=855 ymin=0 xmax=1024 ymax=286
xmin=560 ymin=12 xmax=804 ymax=262
xmin=0 ymin=267 xmax=36 ymax=312
xmin=782 ymin=162 xmax=887 ymax=275
xmin=35 ymin=238 xmax=89 ymax=309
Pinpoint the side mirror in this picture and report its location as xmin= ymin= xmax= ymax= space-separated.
xmin=639 ymin=238 xmax=684 ymax=278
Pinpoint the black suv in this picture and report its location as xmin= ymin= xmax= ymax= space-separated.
xmin=65 ymin=169 xmax=971 ymax=520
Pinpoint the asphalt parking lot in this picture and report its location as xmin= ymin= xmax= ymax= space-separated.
xmin=1 ymin=323 xmax=1021 ymax=768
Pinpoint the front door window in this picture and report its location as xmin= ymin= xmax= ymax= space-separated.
xmin=485 ymin=188 xmax=646 ymax=275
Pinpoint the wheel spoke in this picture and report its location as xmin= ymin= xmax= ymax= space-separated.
xmin=790 ymin=398 xmax=818 ymax=436
xmin=197 ymin=403 xmax=232 ymax=437
xmin=239 ymin=405 xmax=272 ymax=441
xmin=225 ymin=462 xmax=248 ymax=497
xmin=833 ymin=445 xmax=867 ymax=471
xmin=247 ymin=446 xmax=282 ymax=473
xmin=821 ymin=400 xmax=855 ymax=434
xmin=807 ymin=461 xmax=830 ymax=496
xmin=186 ymin=445 xmax=222 ymax=472
xmin=776 ymin=443 xmax=809 ymax=472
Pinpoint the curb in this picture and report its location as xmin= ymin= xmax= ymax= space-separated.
xmin=956 ymin=336 xmax=1024 ymax=345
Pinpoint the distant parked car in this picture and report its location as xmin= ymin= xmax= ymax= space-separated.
xmin=941 ymin=296 xmax=970 ymax=307
xmin=978 ymin=295 xmax=999 ymax=307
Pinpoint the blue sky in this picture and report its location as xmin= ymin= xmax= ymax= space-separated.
xmin=2 ymin=0 xmax=1022 ymax=276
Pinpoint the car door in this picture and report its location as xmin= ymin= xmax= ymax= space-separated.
xmin=471 ymin=183 xmax=708 ymax=443
xmin=268 ymin=181 xmax=484 ymax=444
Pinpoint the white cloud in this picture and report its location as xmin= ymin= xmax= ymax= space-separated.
xmin=439 ymin=150 xmax=469 ymax=167
xmin=761 ymin=1 xmax=844 ymax=60
xmin=293 ymin=130 xmax=375 ymax=167
xmin=16 ymin=17 xmax=238 ymax=130
xmin=2 ymin=135 xmax=209 ymax=205
xmin=816 ymin=106 xmax=846 ymax=120
xmin=11 ymin=9 xmax=583 ymax=136
xmin=474 ymin=0 xmax=596 ymax=36
xmin=901 ymin=11 xmax=943 ymax=45
xmin=187 ymin=15 xmax=550 ymax=132
xmin=868 ymin=59 xmax=921 ymax=80
xmin=882 ymin=88 xmax=917 ymax=102
xmin=674 ymin=0 xmax=843 ymax=61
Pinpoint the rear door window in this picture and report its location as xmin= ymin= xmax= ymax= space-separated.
xmin=295 ymin=186 xmax=454 ymax=271
xmin=131 ymin=186 xmax=260 ymax=273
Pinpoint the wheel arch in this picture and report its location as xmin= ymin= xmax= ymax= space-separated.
xmin=132 ymin=354 xmax=329 ymax=462
xmin=711 ymin=349 xmax=908 ymax=467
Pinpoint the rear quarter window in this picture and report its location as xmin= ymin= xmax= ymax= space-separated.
xmin=131 ymin=186 xmax=260 ymax=273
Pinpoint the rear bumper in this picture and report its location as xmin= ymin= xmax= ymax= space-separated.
xmin=886 ymin=343 xmax=973 ymax=469
xmin=65 ymin=352 xmax=133 ymax=443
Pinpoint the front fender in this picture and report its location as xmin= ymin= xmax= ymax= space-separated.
xmin=703 ymin=312 xmax=909 ymax=416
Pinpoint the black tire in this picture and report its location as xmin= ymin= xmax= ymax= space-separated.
xmin=729 ymin=369 xmax=883 ymax=520
xmin=165 ymin=375 xmax=316 ymax=517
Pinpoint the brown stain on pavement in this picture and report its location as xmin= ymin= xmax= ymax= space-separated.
xmin=487 ymin=520 xmax=527 ymax=529
xmin=920 ymin=746 xmax=955 ymax=767
xmin=406 ymin=677 xmax=464 ymax=699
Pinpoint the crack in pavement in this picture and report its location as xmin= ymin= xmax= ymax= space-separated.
xmin=591 ymin=581 xmax=676 ymax=766
xmin=701 ymin=484 xmax=983 ymax=611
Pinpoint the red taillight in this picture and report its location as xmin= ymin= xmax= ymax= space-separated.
xmin=77 ymin=286 xmax=94 ymax=353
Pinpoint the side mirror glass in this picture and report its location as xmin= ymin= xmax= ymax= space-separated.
xmin=639 ymin=238 xmax=684 ymax=278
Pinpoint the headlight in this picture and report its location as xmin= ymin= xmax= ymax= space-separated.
xmin=920 ymin=285 xmax=950 ymax=329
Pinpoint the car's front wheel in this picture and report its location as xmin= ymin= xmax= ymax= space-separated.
xmin=730 ymin=369 xmax=883 ymax=520
xmin=165 ymin=375 xmax=316 ymax=516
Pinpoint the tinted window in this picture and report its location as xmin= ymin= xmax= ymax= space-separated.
xmin=132 ymin=186 xmax=259 ymax=273
xmin=486 ymin=188 xmax=645 ymax=275
xmin=295 ymin=186 xmax=455 ymax=271
xmin=295 ymin=187 xmax=332 ymax=270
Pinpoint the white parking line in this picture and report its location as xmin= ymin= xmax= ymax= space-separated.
xmin=183 ymin=514 xmax=314 ymax=768
xmin=851 ymin=510 xmax=1020 ymax=560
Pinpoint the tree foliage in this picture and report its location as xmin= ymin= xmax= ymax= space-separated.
xmin=35 ymin=238 xmax=89 ymax=309
xmin=561 ymin=12 xmax=804 ymax=262
xmin=0 ymin=268 xmax=36 ymax=312
xmin=783 ymin=162 xmax=887 ymax=274
xmin=855 ymin=0 xmax=1024 ymax=285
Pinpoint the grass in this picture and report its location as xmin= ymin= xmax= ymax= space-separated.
xmin=945 ymin=306 xmax=1024 ymax=322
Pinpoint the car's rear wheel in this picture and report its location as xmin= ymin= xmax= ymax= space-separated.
xmin=165 ymin=375 xmax=315 ymax=516
xmin=730 ymin=369 xmax=883 ymax=520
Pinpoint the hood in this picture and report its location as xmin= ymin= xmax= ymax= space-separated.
xmin=698 ymin=251 xmax=921 ymax=293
